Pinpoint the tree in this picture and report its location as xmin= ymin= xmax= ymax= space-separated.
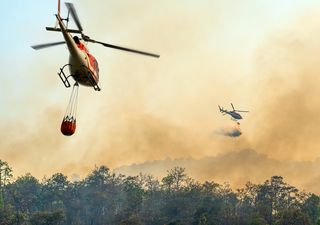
xmin=237 ymin=182 xmax=258 ymax=218
xmin=118 ymin=214 xmax=142 ymax=225
xmin=0 ymin=160 xmax=13 ymax=208
xmin=275 ymin=208 xmax=311 ymax=225
xmin=256 ymin=176 xmax=300 ymax=224
xmin=139 ymin=174 xmax=164 ymax=225
xmin=30 ymin=209 xmax=65 ymax=225
xmin=161 ymin=167 xmax=200 ymax=224
xmin=193 ymin=210 xmax=209 ymax=225
xmin=80 ymin=166 xmax=120 ymax=225
xmin=0 ymin=207 xmax=15 ymax=225
xmin=5 ymin=173 xmax=41 ymax=225
xmin=85 ymin=166 xmax=110 ymax=188
xmin=0 ymin=161 xmax=319 ymax=225
xmin=302 ymin=194 xmax=320 ymax=225
xmin=41 ymin=173 xmax=70 ymax=211
xmin=0 ymin=160 xmax=12 ymax=188
xmin=162 ymin=167 xmax=187 ymax=192
xmin=167 ymin=220 xmax=185 ymax=225
xmin=122 ymin=176 xmax=145 ymax=214
xmin=249 ymin=216 xmax=268 ymax=225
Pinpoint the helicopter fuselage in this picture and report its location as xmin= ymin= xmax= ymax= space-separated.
xmin=68 ymin=44 xmax=99 ymax=87
xmin=227 ymin=111 xmax=242 ymax=120
xmin=56 ymin=15 xmax=99 ymax=87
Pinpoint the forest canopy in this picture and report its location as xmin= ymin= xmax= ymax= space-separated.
xmin=0 ymin=159 xmax=319 ymax=225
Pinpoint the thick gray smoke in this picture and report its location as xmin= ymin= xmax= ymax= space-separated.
xmin=216 ymin=123 xmax=242 ymax=137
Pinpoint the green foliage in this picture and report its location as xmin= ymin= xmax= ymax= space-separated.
xmin=30 ymin=210 xmax=65 ymax=225
xmin=275 ymin=208 xmax=311 ymax=225
xmin=303 ymin=194 xmax=320 ymax=224
xmin=118 ymin=214 xmax=142 ymax=225
xmin=167 ymin=220 xmax=185 ymax=225
xmin=0 ymin=160 xmax=12 ymax=209
xmin=0 ymin=159 xmax=319 ymax=225
xmin=0 ymin=160 xmax=13 ymax=188
xmin=0 ymin=192 xmax=3 ymax=209
xmin=193 ymin=212 xmax=208 ymax=225
xmin=249 ymin=217 xmax=268 ymax=225
xmin=7 ymin=173 xmax=41 ymax=214
xmin=255 ymin=176 xmax=302 ymax=224
xmin=0 ymin=207 xmax=15 ymax=225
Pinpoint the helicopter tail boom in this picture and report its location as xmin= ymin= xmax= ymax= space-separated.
xmin=58 ymin=0 xmax=61 ymax=17
xmin=55 ymin=14 xmax=79 ymax=57
xmin=218 ymin=105 xmax=226 ymax=113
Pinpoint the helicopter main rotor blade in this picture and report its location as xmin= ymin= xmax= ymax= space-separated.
xmin=31 ymin=41 xmax=66 ymax=50
xmin=65 ymin=2 xmax=83 ymax=32
xmin=231 ymin=103 xmax=235 ymax=111
xmin=235 ymin=110 xmax=249 ymax=113
xmin=86 ymin=38 xmax=160 ymax=58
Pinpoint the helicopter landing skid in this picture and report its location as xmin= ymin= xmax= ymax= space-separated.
xmin=82 ymin=65 xmax=101 ymax=91
xmin=88 ymin=74 xmax=101 ymax=91
xmin=58 ymin=64 xmax=72 ymax=88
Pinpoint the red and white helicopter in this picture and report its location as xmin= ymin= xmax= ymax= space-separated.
xmin=32 ymin=1 xmax=159 ymax=135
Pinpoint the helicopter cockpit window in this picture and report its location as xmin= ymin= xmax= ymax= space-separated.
xmin=73 ymin=36 xmax=80 ymax=45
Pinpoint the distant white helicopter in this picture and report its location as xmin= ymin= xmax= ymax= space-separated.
xmin=218 ymin=103 xmax=249 ymax=123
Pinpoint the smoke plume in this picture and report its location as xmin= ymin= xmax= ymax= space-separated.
xmin=215 ymin=123 xmax=242 ymax=137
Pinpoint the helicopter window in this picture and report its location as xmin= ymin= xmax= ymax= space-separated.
xmin=94 ymin=59 xmax=99 ymax=74
xmin=73 ymin=36 xmax=80 ymax=45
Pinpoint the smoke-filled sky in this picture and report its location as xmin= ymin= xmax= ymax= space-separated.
xmin=1 ymin=0 xmax=320 ymax=191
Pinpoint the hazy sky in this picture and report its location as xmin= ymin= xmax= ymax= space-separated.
xmin=1 ymin=0 xmax=320 ymax=191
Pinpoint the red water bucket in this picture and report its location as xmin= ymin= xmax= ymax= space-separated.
xmin=61 ymin=118 xmax=76 ymax=136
